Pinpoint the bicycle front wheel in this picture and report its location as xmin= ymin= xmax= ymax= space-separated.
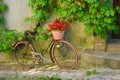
xmin=51 ymin=40 xmax=78 ymax=70
xmin=13 ymin=41 xmax=36 ymax=69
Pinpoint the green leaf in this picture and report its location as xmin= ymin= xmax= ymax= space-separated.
xmin=92 ymin=70 xmax=97 ymax=74
xmin=116 ymin=6 xmax=120 ymax=13
xmin=40 ymin=1 xmax=48 ymax=7
xmin=104 ymin=18 xmax=112 ymax=23
xmin=110 ymin=9 xmax=115 ymax=16
xmin=86 ymin=71 xmax=92 ymax=76
xmin=105 ymin=10 xmax=111 ymax=17
xmin=0 ymin=17 xmax=4 ymax=25
xmin=89 ymin=8 xmax=97 ymax=14
xmin=0 ymin=4 xmax=8 ymax=12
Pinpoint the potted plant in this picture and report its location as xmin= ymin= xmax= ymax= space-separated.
xmin=48 ymin=19 xmax=70 ymax=40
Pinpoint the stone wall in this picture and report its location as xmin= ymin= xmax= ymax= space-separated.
xmin=65 ymin=21 xmax=95 ymax=54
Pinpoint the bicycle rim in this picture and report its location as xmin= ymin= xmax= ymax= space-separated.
xmin=51 ymin=40 xmax=78 ymax=70
xmin=13 ymin=41 xmax=36 ymax=69
xmin=50 ymin=43 xmax=55 ymax=63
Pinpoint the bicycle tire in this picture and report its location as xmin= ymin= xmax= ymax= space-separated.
xmin=13 ymin=41 xmax=36 ymax=69
xmin=50 ymin=43 xmax=55 ymax=63
xmin=51 ymin=40 xmax=78 ymax=70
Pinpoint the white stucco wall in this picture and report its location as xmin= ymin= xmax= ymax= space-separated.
xmin=3 ymin=0 xmax=35 ymax=32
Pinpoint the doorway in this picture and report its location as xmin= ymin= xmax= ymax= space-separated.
xmin=110 ymin=0 xmax=120 ymax=39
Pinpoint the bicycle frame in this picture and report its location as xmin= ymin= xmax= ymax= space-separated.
xmin=13 ymin=31 xmax=78 ymax=70
xmin=31 ymin=37 xmax=54 ymax=55
xmin=27 ymin=32 xmax=64 ymax=55
xmin=26 ymin=33 xmax=54 ymax=59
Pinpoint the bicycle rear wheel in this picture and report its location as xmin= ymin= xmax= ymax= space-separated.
xmin=13 ymin=41 xmax=36 ymax=69
xmin=51 ymin=40 xmax=78 ymax=70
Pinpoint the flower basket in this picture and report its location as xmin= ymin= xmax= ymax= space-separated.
xmin=51 ymin=30 xmax=65 ymax=40
xmin=48 ymin=19 xmax=70 ymax=40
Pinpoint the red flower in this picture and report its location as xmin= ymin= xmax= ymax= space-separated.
xmin=48 ymin=24 xmax=54 ymax=31
xmin=48 ymin=19 xmax=70 ymax=32
xmin=53 ymin=19 xmax=59 ymax=24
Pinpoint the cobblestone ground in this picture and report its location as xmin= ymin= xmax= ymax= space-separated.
xmin=0 ymin=64 xmax=120 ymax=80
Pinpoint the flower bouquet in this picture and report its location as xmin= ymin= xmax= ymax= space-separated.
xmin=48 ymin=19 xmax=70 ymax=40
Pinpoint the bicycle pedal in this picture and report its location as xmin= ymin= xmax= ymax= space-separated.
xmin=37 ymin=59 xmax=43 ymax=64
xmin=56 ymin=44 xmax=63 ymax=48
xmin=35 ymin=65 xmax=40 ymax=69
xmin=31 ymin=52 xmax=39 ymax=55
xmin=56 ymin=44 xmax=60 ymax=48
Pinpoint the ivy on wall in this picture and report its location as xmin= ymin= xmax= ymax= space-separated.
xmin=0 ymin=0 xmax=7 ymax=26
xmin=0 ymin=0 xmax=25 ymax=54
xmin=25 ymin=0 xmax=57 ymax=26
xmin=27 ymin=0 xmax=120 ymax=40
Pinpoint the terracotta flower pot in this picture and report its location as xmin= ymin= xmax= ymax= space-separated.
xmin=51 ymin=30 xmax=65 ymax=40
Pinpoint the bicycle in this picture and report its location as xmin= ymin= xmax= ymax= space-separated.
xmin=13 ymin=31 xmax=78 ymax=70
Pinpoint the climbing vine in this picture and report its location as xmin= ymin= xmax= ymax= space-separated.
xmin=27 ymin=0 xmax=120 ymax=40
xmin=0 ymin=0 xmax=7 ymax=26
xmin=0 ymin=0 xmax=25 ymax=54
xmin=25 ymin=0 xmax=57 ymax=26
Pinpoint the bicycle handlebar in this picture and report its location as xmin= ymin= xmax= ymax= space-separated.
xmin=25 ymin=30 xmax=35 ymax=38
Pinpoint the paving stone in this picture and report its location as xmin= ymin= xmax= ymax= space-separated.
xmin=75 ymin=71 xmax=85 ymax=78
xmin=0 ymin=77 xmax=6 ymax=80
xmin=0 ymin=68 xmax=120 ymax=80
xmin=112 ymin=75 xmax=120 ymax=80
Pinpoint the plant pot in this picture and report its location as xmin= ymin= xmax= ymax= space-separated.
xmin=51 ymin=30 xmax=65 ymax=40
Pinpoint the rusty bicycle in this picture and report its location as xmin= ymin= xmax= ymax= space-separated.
xmin=13 ymin=31 xmax=78 ymax=70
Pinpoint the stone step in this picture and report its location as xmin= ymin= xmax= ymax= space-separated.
xmin=106 ymin=39 xmax=120 ymax=52
xmin=81 ymin=50 xmax=120 ymax=69
xmin=106 ymin=43 xmax=120 ymax=52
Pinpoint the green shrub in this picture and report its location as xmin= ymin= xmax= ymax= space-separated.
xmin=0 ymin=28 xmax=25 ymax=53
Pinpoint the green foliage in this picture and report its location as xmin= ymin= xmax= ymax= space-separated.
xmin=0 ymin=28 xmax=25 ymax=54
xmin=25 ymin=0 xmax=56 ymax=24
xmin=25 ymin=0 xmax=57 ymax=41
xmin=0 ymin=16 xmax=4 ymax=25
xmin=36 ymin=27 xmax=51 ymax=42
xmin=0 ymin=28 xmax=15 ymax=53
xmin=27 ymin=0 xmax=120 ymax=40
xmin=86 ymin=69 xmax=98 ymax=76
xmin=0 ymin=0 xmax=25 ymax=53
xmin=55 ymin=0 xmax=119 ymax=40
xmin=54 ymin=0 xmax=84 ymax=22
xmin=16 ymin=32 xmax=25 ymax=41
xmin=8 ymin=75 xmax=69 ymax=80
xmin=116 ymin=6 xmax=120 ymax=13
xmin=36 ymin=75 xmax=61 ymax=80
xmin=0 ymin=0 xmax=8 ymax=26
xmin=0 ymin=4 xmax=7 ymax=12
